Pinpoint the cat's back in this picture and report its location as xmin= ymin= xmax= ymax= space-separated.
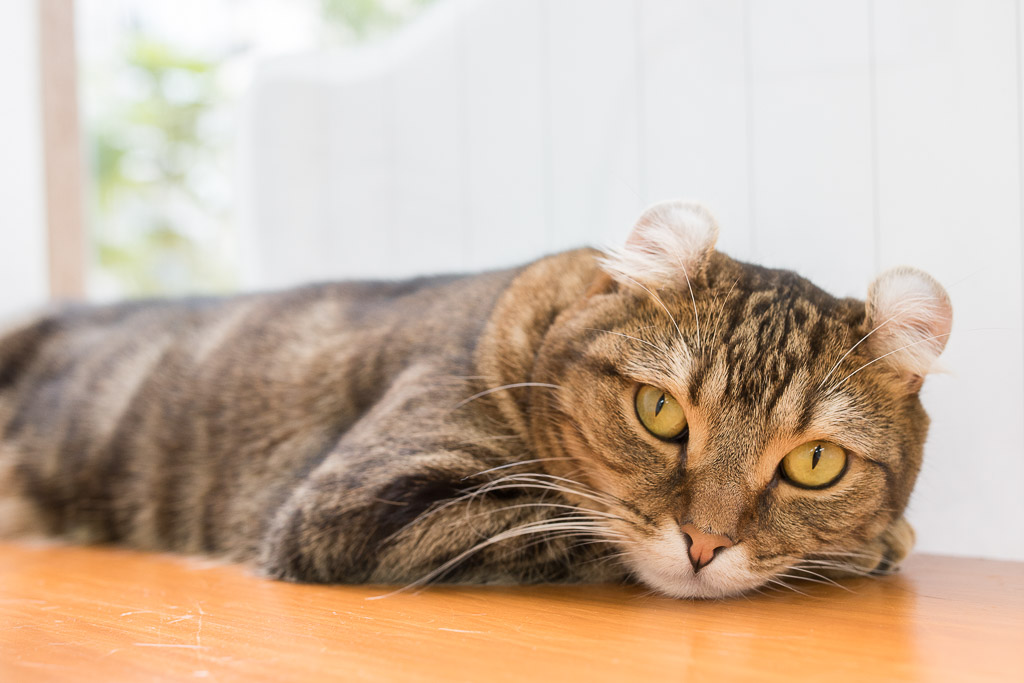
xmin=0 ymin=261 xmax=539 ymax=551
xmin=0 ymin=266 xmax=520 ymax=400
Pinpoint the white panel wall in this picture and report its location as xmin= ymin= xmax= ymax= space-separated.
xmin=746 ymin=0 xmax=876 ymax=298
xmin=545 ymin=0 xmax=642 ymax=250
xmin=640 ymin=0 xmax=752 ymax=257
xmin=463 ymin=0 xmax=548 ymax=270
xmin=872 ymin=0 xmax=1024 ymax=561
xmin=0 ymin=2 xmax=49 ymax=321
xmin=240 ymin=0 xmax=1024 ymax=561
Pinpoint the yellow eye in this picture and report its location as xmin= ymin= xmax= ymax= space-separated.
xmin=781 ymin=441 xmax=847 ymax=489
xmin=635 ymin=385 xmax=688 ymax=440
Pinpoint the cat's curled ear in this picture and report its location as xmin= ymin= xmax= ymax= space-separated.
xmin=597 ymin=200 xmax=719 ymax=294
xmin=865 ymin=267 xmax=953 ymax=392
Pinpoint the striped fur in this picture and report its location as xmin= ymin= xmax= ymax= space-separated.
xmin=0 ymin=213 xmax=950 ymax=597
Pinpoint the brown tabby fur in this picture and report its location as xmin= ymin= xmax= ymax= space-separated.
xmin=0 ymin=222 xmax=944 ymax=597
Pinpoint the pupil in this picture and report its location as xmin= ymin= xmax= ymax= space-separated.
xmin=811 ymin=445 xmax=822 ymax=469
xmin=655 ymin=394 xmax=666 ymax=416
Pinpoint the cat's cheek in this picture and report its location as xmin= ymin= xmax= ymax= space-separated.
xmin=554 ymin=421 xmax=634 ymax=503
xmin=621 ymin=523 xmax=766 ymax=599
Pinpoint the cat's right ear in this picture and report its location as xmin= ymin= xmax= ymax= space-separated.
xmin=597 ymin=200 xmax=719 ymax=295
xmin=865 ymin=267 xmax=953 ymax=392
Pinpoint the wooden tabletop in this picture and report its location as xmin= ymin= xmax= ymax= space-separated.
xmin=1 ymin=542 xmax=1021 ymax=682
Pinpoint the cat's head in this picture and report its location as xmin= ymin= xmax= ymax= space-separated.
xmin=528 ymin=200 xmax=952 ymax=598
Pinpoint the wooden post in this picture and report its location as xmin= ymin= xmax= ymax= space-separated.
xmin=38 ymin=0 xmax=86 ymax=299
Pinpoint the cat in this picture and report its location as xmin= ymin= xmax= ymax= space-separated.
xmin=0 ymin=201 xmax=951 ymax=598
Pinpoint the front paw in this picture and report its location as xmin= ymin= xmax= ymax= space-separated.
xmin=812 ymin=517 xmax=916 ymax=578
xmin=866 ymin=516 xmax=916 ymax=574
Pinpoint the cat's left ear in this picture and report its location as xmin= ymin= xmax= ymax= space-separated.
xmin=598 ymin=200 xmax=719 ymax=293
xmin=865 ymin=267 xmax=953 ymax=392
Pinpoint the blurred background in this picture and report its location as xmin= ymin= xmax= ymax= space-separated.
xmin=79 ymin=0 xmax=441 ymax=299
xmin=0 ymin=0 xmax=1021 ymax=562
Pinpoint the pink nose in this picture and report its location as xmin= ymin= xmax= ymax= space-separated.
xmin=679 ymin=523 xmax=734 ymax=574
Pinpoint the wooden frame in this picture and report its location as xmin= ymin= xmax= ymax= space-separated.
xmin=38 ymin=0 xmax=86 ymax=299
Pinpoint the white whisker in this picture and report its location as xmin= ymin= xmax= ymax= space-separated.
xmin=670 ymin=252 xmax=702 ymax=351
xmin=781 ymin=567 xmax=854 ymax=592
xmin=471 ymin=501 xmax=624 ymax=522
xmin=368 ymin=514 xmax=620 ymax=599
xmin=828 ymin=332 xmax=952 ymax=392
xmin=818 ymin=295 xmax=935 ymax=390
xmin=706 ymin=275 xmax=741 ymax=347
xmin=453 ymin=382 xmax=562 ymax=410
xmin=765 ymin=577 xmax=810 ymax=597
xmin=583 ymin=327 xmax=665 ymax=354
xmin=616 ymin=273 xmax=683 ymax=342
xmin=467 ymin=457 xmax=574 ymax=479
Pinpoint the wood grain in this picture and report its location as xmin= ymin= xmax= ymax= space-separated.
xmin=0 ymin=543 xmax=1020 ymax=682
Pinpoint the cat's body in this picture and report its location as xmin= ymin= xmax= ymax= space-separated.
xmin=0 ymin=203 xmax=951 ymax=597
xmin=0 ymin=252 xmax=621 ymax=584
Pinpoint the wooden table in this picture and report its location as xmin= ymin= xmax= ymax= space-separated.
xmin=1 ymin=542 xmax=1021 ymax=682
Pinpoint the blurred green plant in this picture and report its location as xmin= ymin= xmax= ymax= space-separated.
xmin=321 ymin=0 xmax=439 ymax=41
xmin=87 ymin=37 xmax=233 ymax=297
xmin=86 ymin=0 xmax=440 ymax=298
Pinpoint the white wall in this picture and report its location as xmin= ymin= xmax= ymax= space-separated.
xmin=0 ymin=2 xmax=49 ymax=322
xmin=240 ymin=0 xmax=1024 ymax=561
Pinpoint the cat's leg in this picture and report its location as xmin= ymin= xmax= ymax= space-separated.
xmin=258 ymin=359 xmax=626 ymax=587
xmin=860 ymin=516 xmax=916 ymax=574
xmin=811 ymin=516 xmax=916 ymax=578
xmin=0 ymin=447 xmax=48 ymax=540
xmin=257 ymin=449 xmax=591 ymax=585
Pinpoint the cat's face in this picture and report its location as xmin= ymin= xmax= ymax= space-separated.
xmin=528 ymin=202 xmax=951 ymax=598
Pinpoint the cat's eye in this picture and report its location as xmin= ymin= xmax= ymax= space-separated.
xmin=780 ymin=441 xmax=847 ymax=489
xmin=635 ymin=385 xmax=688 ymax=440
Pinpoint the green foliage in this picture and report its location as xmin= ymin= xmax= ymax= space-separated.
xmin=321 ymin=0 xmax=438 ymax=41
xmin=86 ymin=1 xmax=440 ymax=298
xmin=87 ymin=35 xmax=233 ymax=297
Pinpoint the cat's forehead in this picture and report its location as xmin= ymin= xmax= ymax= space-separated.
xmin=621 ymin=258 xmax=867 ymax=380
xmin=614 ymin=260 xmax=878 ymax=444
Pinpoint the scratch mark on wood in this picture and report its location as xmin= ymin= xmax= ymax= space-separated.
xmin=134 ymin=643 xmax=208 ymax=649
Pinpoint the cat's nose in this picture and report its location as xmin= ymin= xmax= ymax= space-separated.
xmin=679 ymin=523 xmax=734 ymax=574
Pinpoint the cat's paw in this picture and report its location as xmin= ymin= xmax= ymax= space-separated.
xmin=811 ymin=517 xmax=916 ymax=578
xmin=0 ymin=459 xmax=49 ymax=539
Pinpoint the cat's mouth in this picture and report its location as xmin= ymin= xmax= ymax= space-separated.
xmin=620 ymin=523 xmax=767 ymax=599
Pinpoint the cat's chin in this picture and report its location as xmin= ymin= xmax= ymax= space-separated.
xmin=621 ymin=524 xmax=767 ymax=599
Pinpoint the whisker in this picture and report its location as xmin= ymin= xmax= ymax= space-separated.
xmin=670 ymin=251 xmax=702 ymax=351
xmin=583 ymin=327 xmax=667 ymax=354
xmin=616 ymin=273 xmax=683 ymax=343
xmin=578 ymin=548 xmax=635 ymax=569
xmin=518 ymin=531 xmax=630 ymax=554
xmin=808 ymin=549 xmax=886 ymax=560
xmin=803 ymin=557 xmax=899 ymax=577
xmin=368 ymin=515 xmax=619 ymax=599
xmin=765 ymin=577 xmax=810 ymax=597
xmin=466 ymin=457 xmax=575 ymax=479
xmin=469 ymin=481 xmax=616 ymax=511
xmin=473 ymin=501 xmax=624 ymax=522
xmin=780 ymin=568 xmax=854 ymax=592
xmin=828 ymin=332 xmax=952 ymax=392
xmin=453 ymin=382 xmax=562 ymax=410
xmin=477 ymin=472 xmax=621 ymax=507
xmin=798 ymin=559 xmax=880 ymax=577
xmin=775 ymin=573 xmax=837 ymax=588
xmin=817 ymin=296 xmax=936 ymax=390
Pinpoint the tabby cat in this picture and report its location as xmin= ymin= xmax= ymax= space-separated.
xmin=0 ymin=201 xmax=951 ymax=598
